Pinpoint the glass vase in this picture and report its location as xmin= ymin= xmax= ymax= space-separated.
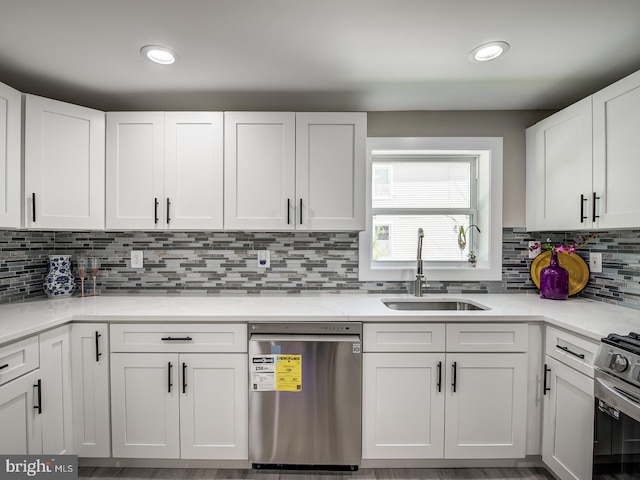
xmin=539 ymin=252 xmax=569 ymax=300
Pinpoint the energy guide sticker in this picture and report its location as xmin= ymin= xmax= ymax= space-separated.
xmin=276 ymin=354 xmax=302 ymax=391
xmin=251 ymin=354 xmax=302 ymax=392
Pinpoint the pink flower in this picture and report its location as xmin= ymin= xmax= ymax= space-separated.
xmin=532 ymin=233 xmax=597 ymax=255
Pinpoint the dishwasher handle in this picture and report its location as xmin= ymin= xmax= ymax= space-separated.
xmin=250 ymin=334 xmax=361 ymax=343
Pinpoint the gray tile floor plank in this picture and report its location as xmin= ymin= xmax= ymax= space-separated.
xmin=79 ymin=467 xmax=554 ymax=480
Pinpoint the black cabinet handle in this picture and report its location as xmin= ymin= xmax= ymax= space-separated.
xmin=437 ymin=361 xmax=442 ymax=393
xmin=556 ymin=344 xmax=585 ymax=359
xmin=168 ymin=362 xmax=173 ymax=393
xmin=95 ymin=331 xmax=102 ymax=362
xmin=0 ymin=363 xmax=8 ymax=371
xmin=299 ymin=198 xmax=303 ymax=225
xmin=543 ymin=364 xmax=551 ymax=395
xmin=32 ymin=193 xmax=36 ymax=223
xmin=161 ymin=336 xmax=193 ymax=341
xmin=166 ymin=198 xmax=171 ymax=224
xmin=592 ymin=192 xmax=600 ymax=222
xmin=287 ymin=199 xmax=291 ymax=224
xmin=154 ymin=198 xmax=159 ymax=224
xmin=580 ymin=194 xmax=587 ymax=223
xmin=33 ymin=379 xmax=42 ymax=414
xmin=182 ymin=362 xmax=187 ymax=394
xmin=451 ymin=362 xmax=457 ymax=393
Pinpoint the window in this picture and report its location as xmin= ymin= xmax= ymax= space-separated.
xmin=373 ymin=165 xmax=392 ymax=199
xmin=359 ymin=137 xmax=503 ymax=281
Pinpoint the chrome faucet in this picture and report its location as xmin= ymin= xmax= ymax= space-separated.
xmin=415 ymin=228 xmax=425 ymax=297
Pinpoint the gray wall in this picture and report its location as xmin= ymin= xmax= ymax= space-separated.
xmin=367 ymin=110 xmax=554 ymax=227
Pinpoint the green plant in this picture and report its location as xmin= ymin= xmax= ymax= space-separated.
xmin=454 ymin=224 xmax=481 ymax=251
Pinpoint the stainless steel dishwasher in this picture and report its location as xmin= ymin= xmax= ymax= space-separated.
xmin=248 ymin=322 xmax=362 ymax=469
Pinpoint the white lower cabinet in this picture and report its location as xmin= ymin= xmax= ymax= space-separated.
xmin=0 ymin=327 xmax=73 ymax=455
xmin=0 ymin=369 xmax=42 ymax=454
xmin=111 ymin=353 xmax=180 ymax=458
xmin=363 ymin=353 xmax=445 ymax=459
xmin=111 ymin=352 xmax=247 ymax=459
xmin=542 ymin=355 xmax=594 ymax=480
xmin=39 ymin=325 xmax=74 ymax=455
xmin=444 ymin=353 xmax=527 ymax=459
xmin=180 ymin=353 xmax=248 ymax=460
xmin=362 ymin=323 xmax=528 ymax=461
xmin=71 ymin=323 xmax=110 ymax=457
xmin=363 ymin=352 xmax=527 ymax=460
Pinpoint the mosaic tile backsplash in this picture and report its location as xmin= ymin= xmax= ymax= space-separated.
xmin=1 ymin=228 xmax=639 ymax=310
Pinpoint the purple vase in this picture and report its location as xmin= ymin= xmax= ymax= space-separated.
xmin=539 ymin=252 xmax=569 ymax=300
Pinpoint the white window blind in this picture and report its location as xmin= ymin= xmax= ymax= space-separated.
xmin=371 ymin=156 xmax=478 ymax=264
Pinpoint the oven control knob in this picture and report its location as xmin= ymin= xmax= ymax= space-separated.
xmin=610 ymin=354 xmax=629 ymax=373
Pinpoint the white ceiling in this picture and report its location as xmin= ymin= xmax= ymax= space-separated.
xmin=1 ymin=0 xmax=640 ymax=112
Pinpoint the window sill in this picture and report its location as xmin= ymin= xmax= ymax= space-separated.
xmin=358 ymin=263 xmax=502 ymax=282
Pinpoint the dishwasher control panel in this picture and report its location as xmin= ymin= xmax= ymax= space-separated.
xmin=249 ymin=322 xmax=362 ymax=336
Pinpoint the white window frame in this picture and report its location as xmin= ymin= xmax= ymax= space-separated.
xmin=359 ymin=137 xmax=503 ymax=281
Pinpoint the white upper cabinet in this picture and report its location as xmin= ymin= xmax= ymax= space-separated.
xmin=224 ymin=112 xmax=296 ymax=230
xmin=592 ymin=69 xmax=640 ymax=229
xmin=296 ymin=113 xmax=366 ymax=230
xmin=224 ymin=111 xmax=366 ymax=231
xmin=24 ymin=95 xmax=105 ymax=230
xmin=0 ymin=81 xmax=22 ymax=229
xmin=526 ymin=68 xmax=640 ymax=231
xmin=106 ymin=112 xmax=164 ymax=230
xmin=526 ymin=98 xmax=593 ymax=231
xmin=164 ymin=112 xmax=224 ymax=230
xmin=106 ymin=112 xmax=223 ymax=230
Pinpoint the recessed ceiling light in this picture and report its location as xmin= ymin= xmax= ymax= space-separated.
xmin=140 ymin=45 xmax=177 ymax=65
xmin=469 ymin=41 xmax=510 ymax=62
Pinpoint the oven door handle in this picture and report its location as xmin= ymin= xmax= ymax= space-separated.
xmin=595 ymin=373 xmax=640 ymax=423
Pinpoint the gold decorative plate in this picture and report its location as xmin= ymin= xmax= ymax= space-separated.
xmin=530 ymin=251 xmax=590 ymax=296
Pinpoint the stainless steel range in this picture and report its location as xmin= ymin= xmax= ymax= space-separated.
xmin=592 ymin=332 xmax=640 ymax=478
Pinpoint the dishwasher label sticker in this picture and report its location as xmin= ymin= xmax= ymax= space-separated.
xmin=251 ymin=356 xmax=276 ymax=391
xmin=275 ymin=354 xmax=302 ymax=392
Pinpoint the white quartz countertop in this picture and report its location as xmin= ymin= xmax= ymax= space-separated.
xmin=0 ymin=293 xmax=639 ymax=345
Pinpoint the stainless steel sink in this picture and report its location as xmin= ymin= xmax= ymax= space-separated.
xmin=382 ymin=299 xmax=487 ymax=311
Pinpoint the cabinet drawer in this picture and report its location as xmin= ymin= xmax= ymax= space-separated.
xmin=363 ymin=324 xmax=445 ymax=352
xmin=0 ymin=336 xmax=39 ymax=386
xmin=110 ymin=324 xmax=247 ymax=353
xmin=545 ymin=325 xmax=598 ymax=377
xmin=446 ymin=323 xmax=528 ymax=352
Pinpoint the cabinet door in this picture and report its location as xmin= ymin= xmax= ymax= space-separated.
xmin=542 ymin=356 xmax=593 ymax=480
xmin=106 ymin=112 xmax=164 ymax=229
xmin=224 ymin=112 xmax=295 ymax=230
xmin=532 ymin=97 xmax=593 ymax=231
xmin=24 ymin=95 xmax=105 ymax=230
xmin=111 ymin=353 xmax=180 ymax=458
xmin=0 ymin=81 xmax=21 ymax=228
xmin=164 ymin=112 xmax=224 ymax=230
xmin=593 ymin=69 xmax=640 ymax=229
xmin=71 ymin=323 xmax=110 ymax=457
xmin=180 ymin=354 xmax=248 ymax=459
xmin=295 ymin=113 xmax=366 ymax=231
xmin=444 ymin=353 xmax=527 ymax=459
xmin=362 ymin=353 xmax=445 ymax=459
xmin=39 ymin=325 xmax=74 ymax=455
xmin=0 ymin=369 xmax=42 ymax=454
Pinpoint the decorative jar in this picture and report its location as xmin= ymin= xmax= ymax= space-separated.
xmin=539 ymin=252 xmax=569 ymax=300
xmin=43 ymin=255 xmax=75 ymax=298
